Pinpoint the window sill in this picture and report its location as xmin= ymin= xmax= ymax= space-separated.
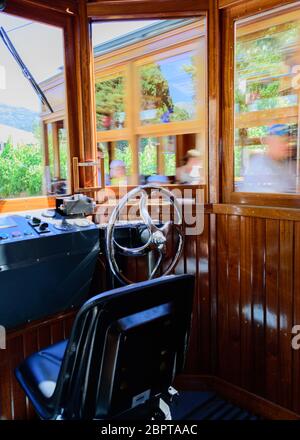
xmin=0 ymin=196 xmax=56 ymax=214
xmin=229 ymin=192 xmax=300 ymax=209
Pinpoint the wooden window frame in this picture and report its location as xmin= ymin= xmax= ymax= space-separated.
xmin=95 ymin=65 xmax=131 ymax=142
xmin=0 ymin=0 xmax=80 ymax=213
xmin=133 ymin=41 xmax=205 ymax=136
xmin=221 ymin=0 xmax=300 ymax=208
xmin=92 ymin=14 xmax=208 ymax=190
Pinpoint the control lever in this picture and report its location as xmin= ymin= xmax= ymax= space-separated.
xmin=31 ymin=217 xmax=41 ymax=225
xmin=39 ymin=222 xmax=49 ymax=232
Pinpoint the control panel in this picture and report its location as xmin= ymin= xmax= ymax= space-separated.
xmin=0 ymin=209 xmax=96 ymax=244
xmin=0 ymin=209 xmax=100 ymax=329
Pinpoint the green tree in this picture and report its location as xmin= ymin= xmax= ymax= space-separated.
xmin=95 ymin=76 xmax=125 ymax=130
xmin=0 ymin=140 xmax=43 ymax=198
xmin=140 ymin=63 xmax=174 ymax=114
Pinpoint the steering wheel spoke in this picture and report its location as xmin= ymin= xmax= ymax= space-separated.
xmin=139 ymin=190 xmax=160 ymax=233
xmin=113 ymin=237 xmax=152 ymax=257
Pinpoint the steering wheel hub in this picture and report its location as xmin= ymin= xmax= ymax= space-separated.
xmin=152 ymin=230 xmax=167 ymax=249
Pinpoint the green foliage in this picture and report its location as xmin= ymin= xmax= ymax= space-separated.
xmin=115 ymin=141 xmax=132 ymax=175
xmin=235 ymin=22 xmax=300 ymax=112
xmin=59 ymin=129 xmax=68 ymax=179
xmin=164 ymin=152 xmax=176 ymax=176
xmin=140 ymin=62 xmax=193 ymax=123
xmin=138 ymin=138 xmax=176 ymax=177
xmin=0 ymin=141 xmax=43 ymax=198
xmin=140 ymin=63 xmax=174 ymax=114
xmin=139 ymin=138 xmax=158 ymax=176
xmin=95 ymin=76 xmax=125 ymax=130
xmin=234 ymin=22 xmax=300 ymax=178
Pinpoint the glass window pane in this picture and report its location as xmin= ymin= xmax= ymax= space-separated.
xmin=95 ymin=74 xmax=126 ymax=131
xmin=234 ymin=7 xmax=300 ymax=194
xmin=97 ymin=140 xmax=132 ymax=186
xmin=0 ymin=13 xmax=68 ymax=198
xmin=139 ymin=51 xmax=198 ymax=125
xmin=162 ymin=136 xmax=176 ymax=176
xmin=138 ymin=136 xmax=176 ymax=182
xmin=139 ymin=137 xmax=158 ymax=177
xmin=92 ymin=18 xmax=207 ymax=187
xmin=45 ymin=121 xmax=69 ymax=195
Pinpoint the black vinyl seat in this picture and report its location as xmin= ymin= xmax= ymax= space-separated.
xmin=15 ymin=274 xmax=195 ymax=420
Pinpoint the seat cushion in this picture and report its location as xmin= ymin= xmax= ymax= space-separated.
xmin=15 ymin=339 xmax=68 ymax=418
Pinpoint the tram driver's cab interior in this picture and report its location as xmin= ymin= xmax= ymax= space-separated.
xmin=0 ymin=0 xmax=300 ymax=423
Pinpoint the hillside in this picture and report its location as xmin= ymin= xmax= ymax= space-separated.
xmin=0 ymin=103 xmax=39 ymax=133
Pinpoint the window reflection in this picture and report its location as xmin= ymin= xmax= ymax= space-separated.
xmin=139 ymin=136 xmax=176 ymax=184
xmin=139 ymin=52 xmax=198 ymax=125
xmin=0 ymin=13 xmax=67 ymax=198
xmin=234 ymin=8 xmax=300 ymax=193
xmin=45 ymin=121 xmax=68 ymax=195
xmin=92 ymin=19 xmax=207 ymax=188
xmin=97 ymin=141 xmax=132 ymax=186
xmin=95 ymin=75 xmax=125 ymax=131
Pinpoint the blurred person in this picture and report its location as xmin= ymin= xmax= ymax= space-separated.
xmin=239 ymin=124 xmax=296 ymax=193
xmin=146 ymin=175 xmax=169 ymax=185
xmin=96 ymin=145 xmax=110 ymax=186
xmin=110 ymin=159 xmax=127 ymax=186
xmin=176 ymin=149 xmax=203 ymax=184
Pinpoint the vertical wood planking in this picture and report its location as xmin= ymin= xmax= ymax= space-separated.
xmin=8 ymin=336 xmax=27 ymax=420
xmin=184 ymin=230 xmax=199 ymax=373
xmin=37 ymin=325 xmax=51 ymax=351
xmin=0 ymin=347 xmax=13 ymax=420
xmin=251 ymin=218 xmax=266 ymax=396
xmin=198 ymin=214 xmax=211 ymax=373
xmin=227 ymin=215 xmax=241 ymax=385
xmin=240 ymin=216 xmax=254 ymax=391
xmin=2 ymin=207 xmax=300 ymax=416
xmin=279 ymin=220 xmax=294 ymax=409
xmin=214 ymin=211 xmax=298 ymax=413
xmin=293 ymin=222 xmax=300 ymax=413
xmin=50 ymin=320 xmax=65 ymax=345
xmin=0 ymin=311 xmax=75 ymax=420
xmin=216 ymin=214 xmax=229 ymax=379
xmin=265 ymin=219 xmax=280 ymax=404
xmin=209 ymin=213 xmax=218 ymax=375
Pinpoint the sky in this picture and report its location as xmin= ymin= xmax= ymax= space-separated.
xmin=0 ymin=14 xmax=64 ymax=111
xmin=0 ymin=14 xmax=161 ymax=113
xmin=92 ymin=20 xmax=159 ymax=48
xmin=0 ymin=14 xmax=193 ymax=115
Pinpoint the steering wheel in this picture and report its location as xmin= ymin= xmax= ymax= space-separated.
xmin=106 ymin=184 xmax=184 ymax=285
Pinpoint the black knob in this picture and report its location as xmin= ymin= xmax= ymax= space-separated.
xmin=39 ymin=222 xmax=49 ymax=231
xmin=32 ymin=217 xmax=41 ymax=225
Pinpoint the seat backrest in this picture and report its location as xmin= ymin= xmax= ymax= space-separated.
xmin=52 ymin=274 xmax=195 ymax=419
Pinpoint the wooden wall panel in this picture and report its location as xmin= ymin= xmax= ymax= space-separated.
xmin=240 ymin=216 xmax=253 ymax=391
xmin=198 ymin=214 xmax=211 ymax=374
xmin=0 ymin=311 xmax=76 ymax=420
xmin=216 ymin=214 xmax=229 ymax=379
xmin=278 ymin=220 xmax=294 ymax=409
xmin=2 ymin=206 xmax=300 ymax=418
xmin=227 ymin=215 xmax=241 ymax=386
xmin=293 ymin=223 xmax=300 ymax=413
xmin=213 ymin=208 xmax=300 ymax=415
xmin=252 ymin=218 xmax=266 ymax=396
xmin=265 ymin=219 xmax=280 ymax=404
